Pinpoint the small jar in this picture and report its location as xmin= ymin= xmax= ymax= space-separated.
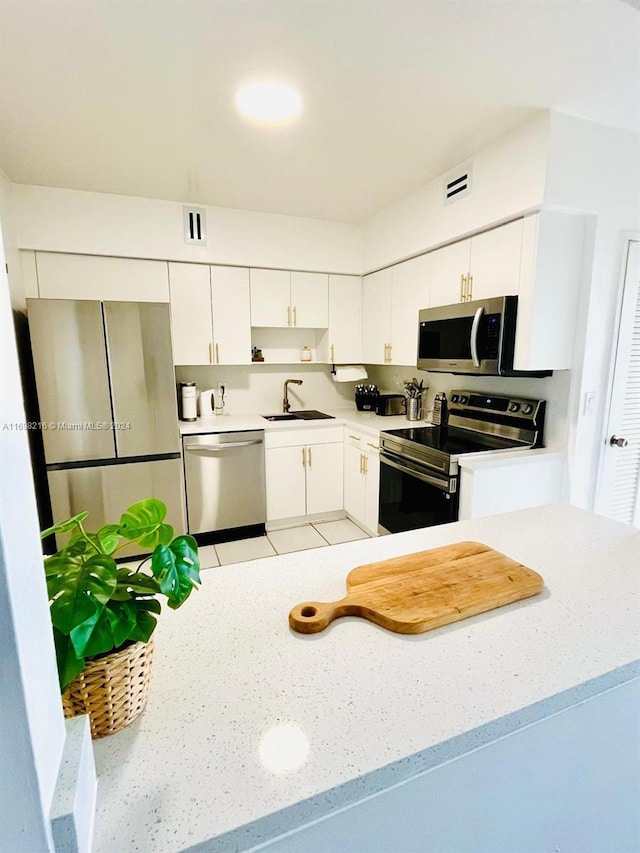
xmin=300 ymin=346 xmax=312 ymax=362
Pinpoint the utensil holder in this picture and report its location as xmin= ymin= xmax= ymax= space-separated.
xmin=406 ymin=397 xmax=423 ymax=421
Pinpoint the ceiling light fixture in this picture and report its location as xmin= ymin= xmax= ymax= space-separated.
xmin=235 ymin=81 xmax=302 ymax=123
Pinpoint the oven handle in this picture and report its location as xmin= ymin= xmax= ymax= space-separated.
xmin=470 ymin=305 xmax=484 ymax=368
xmin=380 ymin=452 xmax=455 ymax=493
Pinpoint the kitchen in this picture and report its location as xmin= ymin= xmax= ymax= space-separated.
xmin=1 ymin=1 xmax=639 ymax=851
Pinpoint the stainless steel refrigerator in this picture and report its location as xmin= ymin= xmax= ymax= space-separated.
xmin=27 ymin=299 xmax=185 ymax=551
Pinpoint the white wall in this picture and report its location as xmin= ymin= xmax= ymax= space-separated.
xmin=0 ymin=225 xmax=65 ymax=850
xmin=543 ymin=113 xmax=640 ymax=511
xmin=361 ymin=112 xmax=549 ymax=272
xmin=0 ymin=169 xmax=25 ymax=309
xmin=12 ymin=184 xmax=362 ymax=274
xmin=256 ymin=678 xmax=640 ymax=853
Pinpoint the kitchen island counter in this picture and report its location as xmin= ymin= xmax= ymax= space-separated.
xmin=91 ymin=505 xmax=639 ymax=852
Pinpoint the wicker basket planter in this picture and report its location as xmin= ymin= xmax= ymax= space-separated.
xmin=62 ymin=638 xmax=154 ymax=739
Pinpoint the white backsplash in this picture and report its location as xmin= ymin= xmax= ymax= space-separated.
xmin=174 ymin=364 xmax=359 ymax=416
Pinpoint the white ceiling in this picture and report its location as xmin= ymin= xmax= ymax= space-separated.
xmin=1 ymin=0 xmax=638 ymax=224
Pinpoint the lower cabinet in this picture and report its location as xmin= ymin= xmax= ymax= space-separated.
xmin=343 ymin=430 xmax=380 ymax=535
xmin=265 ymin=427 xmax=344 ymax=523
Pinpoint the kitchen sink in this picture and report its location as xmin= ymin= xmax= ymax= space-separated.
xmin=262 ymin=410 xmax=334 ymax=422
xmin=262 ymin=414 xmax=299 ymax=421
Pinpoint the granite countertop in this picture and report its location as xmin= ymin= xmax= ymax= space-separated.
xmin=91 ymin=505 xmax=639 ymax=853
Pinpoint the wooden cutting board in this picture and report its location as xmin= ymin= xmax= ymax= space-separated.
xmin=289 ymin=541 xmax=543 ymax=635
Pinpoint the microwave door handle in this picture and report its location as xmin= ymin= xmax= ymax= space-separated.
xmin=470 ymin=306 xmax=484 ymax=368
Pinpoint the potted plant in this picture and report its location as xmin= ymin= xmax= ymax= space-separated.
xmin=41 ymin=498 xmax=200 ymax=738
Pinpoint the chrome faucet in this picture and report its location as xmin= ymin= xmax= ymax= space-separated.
xmin=283 ymin=379 xmax=303 ymax=413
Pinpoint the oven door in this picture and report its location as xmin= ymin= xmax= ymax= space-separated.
xmin=378 ymin=451 xmax=459 ymax=534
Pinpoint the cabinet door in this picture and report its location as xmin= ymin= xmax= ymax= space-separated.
xmin=469 ymin=219 xmax=523 ymax=300
xmin=306 ymin=442 xmax=344 ymax=515
xmin=291 ymin=272 xmax=329 ymax=328
xmin=35 ymin=252 xmax=170 ymax=301
xmin=344 ymin=440 xmax=366 ymax=524
xmin=168 ymin=262 xmax=213 ymax=365
xmin=428 ymin=239 xmax=471 ymax=307
xmin=363 ymin=448 xmax=380 ymax=535
xmin=361 ymin=268 xmax=393 ymax=364
xmin=211 ymin=266 xmax=251 ymax=364
xmin=250 ymin=269 xmax=291 ymax=327
xmin=265 ymin=445 xmax=306 ymax=521
xmin=329 ymin=275 xmax=362 ymax=363
xmin=390 ymin=254 xmax=430 ymax=365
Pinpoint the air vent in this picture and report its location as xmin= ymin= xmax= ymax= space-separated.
xmin=183 ymin=206 xmax=207 ymax=244
xmin=443 ymin=163 xmax=472 ymax=205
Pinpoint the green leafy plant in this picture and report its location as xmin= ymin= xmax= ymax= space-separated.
xmin=41 ymin=498 xmax=201 ymax=692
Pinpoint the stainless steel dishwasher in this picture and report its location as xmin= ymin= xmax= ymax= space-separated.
xmin=183 ymin=431 xmax=266 ymax=537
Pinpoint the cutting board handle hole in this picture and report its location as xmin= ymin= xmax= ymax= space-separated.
xmin=301 ymin=606 xmax=317 ymax=617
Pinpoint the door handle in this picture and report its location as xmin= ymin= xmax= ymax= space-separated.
xmin=467 ymin=274 xmax=473 ymax=302
xmin=460 ymin=274 xmax=466 ymax=302
xmin=208 ymin=342 xmax=213 ymax=364
xmin=470 ymin=306 xmax=484 ymax=367
xmin=609 ymin=435 xmax=629 ymax=448
xmin=293 ymin=306 xmax=297 ymax=327
xmin=215 ymin=343 xmax=220 ymax=363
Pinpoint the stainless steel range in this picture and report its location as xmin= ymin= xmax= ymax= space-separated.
xmin=378 ymin=390 xmax=545 ymax=533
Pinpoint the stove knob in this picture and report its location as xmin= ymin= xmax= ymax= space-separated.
xmin=451 ymin=394 xmax=459 ymax=403
xmin=522 ymin=403 xmax=534 ymax=415
xmin=509 ymin=402 xmax=521 ymax=413
xmin=459 ymin=395 xmax=468 ymax=404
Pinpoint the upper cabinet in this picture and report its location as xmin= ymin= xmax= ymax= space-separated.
xmin=428 ymin=219 xmax=523 ymax=307
xmin=169 ymin=262 xmax=251 ymax=365
xmin=327 ymin=274 xmax=362 ymax=364
xmin=250 ymin=269 xmax=328 ymax=328
xmin=362 ymin=255 xmax=429 ymax=366
xmin=33 ymin=252 xmax=170 ymax=302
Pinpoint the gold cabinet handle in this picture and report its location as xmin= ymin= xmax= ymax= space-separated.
xmin=387 ymin=343 xmax=392 ymax=363
xmin=208 ymin=342 xmax=213 ymax=364
xmin=460 ymin=274 xmax=466 ymax=302
xmin=307 ymin=445 xmax=311 ymax=466
xmin=359 ymin=453 xmax=364 ymax=474
xmin=287 ymin=306 xmax=292 ymax=326
xmin=467 ymin=274 xmax=473 ymax=302
xmin=330 ymin=344 xmax=335 ymax=362
xmin=363 ymin=455 xmax=368 ymax=474
xmin=215 ymin=343 xmax=220 ymax=363
xmin=366 ymin=442 xmax=379 ymax=450
xmin=302 ymin=446 xmax=306 ymax=467
xmin=349 ymin=434 xmax=360 ymax=441
xmin=293 ymin=305 xmax=297 ymax=327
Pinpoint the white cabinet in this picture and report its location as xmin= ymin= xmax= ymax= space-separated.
xmin=361 ymin=268 xmax=393 ymax=364
xmin=34 ymin=252 xmax=169 ymax=301
xmin=361 ymin=258 xmax=428 ymax=366
xmin=427 ymin=219 xmax=523 ymax=307
xmin=265 ymin=427 xmax=343 ymax=523
xmin=389 ymin=254 xmax=430 ymax=365
xmin=250 ymin=269 xmax=328 ymax=328
xmin=327 ymin=274 xmax=362 ymax=363
xmin=513 ymin=211 xmax=585 ymax=371
xmin=428 ymin=239 xmax=471 ymax=307
xmin=343 ymin=430 xmax=380 ymax=535
xmin=169 ymin=263 xmax=251 ymax=365
xmin=210 ymin=266 xmax=252 ymax=364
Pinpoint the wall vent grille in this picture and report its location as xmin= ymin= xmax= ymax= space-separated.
xmin=183 ymin=207 xmax=207 ymax=244
xmin=443 ymin=164 xmax=472 ymax=205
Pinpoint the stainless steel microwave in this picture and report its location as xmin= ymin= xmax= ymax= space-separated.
xmin=417 ymin=296 xmax=551 ymax=377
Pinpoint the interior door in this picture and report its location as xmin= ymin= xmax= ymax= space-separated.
xmin=595 ymin=239 xmax=640 ymax=527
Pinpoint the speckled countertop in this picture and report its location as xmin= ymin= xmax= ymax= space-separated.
xmin=91 ymin=505 xmax=639 ymax=852
xmin=178 ymin=408 xmax=412 ymax=438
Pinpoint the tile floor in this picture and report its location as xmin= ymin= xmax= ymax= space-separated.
xmin=198 ymin=518 xmax=371 ymax=569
